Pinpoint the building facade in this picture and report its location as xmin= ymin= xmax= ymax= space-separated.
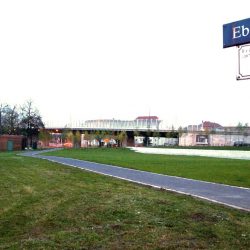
xmin=0 ymin=135 xmax=25 ymax=151
xmin=180 ymin=121 xmax=250 ymax=146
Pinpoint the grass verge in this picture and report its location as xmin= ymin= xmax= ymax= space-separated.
xmin=45 ymin=148 xmax=250 ymax=188
xmin=0 ymin=152 xmax=250 ymax=249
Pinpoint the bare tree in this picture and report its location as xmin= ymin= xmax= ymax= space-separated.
xmin=2 ymin=105 xmax=20 ymax=135
xmin=0 ymin=103 xmax=8 ymax=135
xmin=117 ymin=131 xmax=127 ymax=147
xmin=38 ymin=129 xmax=52 ymax=148
xmin=20 ymin=100 xmax=44 ymax=148
xmin=74 ymin=131 xmax=81 ymax=148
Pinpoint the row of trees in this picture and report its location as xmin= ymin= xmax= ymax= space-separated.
xmin=0 ymin=100 xmax=44 ymax=147
xmin=83 ymin=130 xmax=127 ymax=147
xmin=38 ymin=129 xmax=128 ymax=148
xmin=81 ymin=130 xmax=177 ymax=147
xmin=80 ymin=130 xmax=177 ymax=147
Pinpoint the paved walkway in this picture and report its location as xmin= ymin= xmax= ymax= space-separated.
xmin=21 ymin=150 xmax=250 ymax=212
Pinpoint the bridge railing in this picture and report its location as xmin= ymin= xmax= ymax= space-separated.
xmin=44 ymin=119 xmax=174 ymax=131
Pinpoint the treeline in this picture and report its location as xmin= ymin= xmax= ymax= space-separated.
xmin=38 ymin=129 xmax=128 ymax=148
xmin=0 ymin=100 xmax=44 ymax=147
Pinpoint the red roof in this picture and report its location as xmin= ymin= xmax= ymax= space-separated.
xmin=202 ymin=121 xmax=223 ymax=129
xmin=136 ymin=116 xmax=159 ymax=120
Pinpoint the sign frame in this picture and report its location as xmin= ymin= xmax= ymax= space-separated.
xmin=223 ymin=18 xmax=250 ymax=48
xmin=237 ymin=44 xmax=250 ymax=80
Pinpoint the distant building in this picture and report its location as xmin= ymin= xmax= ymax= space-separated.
xmin=187 ymin=121 xmax=224 ymax=132
xmin=201 ymin=121 xmax=224 ymax=132
xmin=136 ymin=116 xmax=159 ymax=120
xmin=180 ymin=121 xmax=250 ymax=146
xmin=0 ymin=135 xmax=25 ymax=151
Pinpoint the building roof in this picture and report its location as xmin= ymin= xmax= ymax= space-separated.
xmin=136 ymin=116 xmax=159 ymax=120
xmin=202 ymin=121 xmax=223 ymax=130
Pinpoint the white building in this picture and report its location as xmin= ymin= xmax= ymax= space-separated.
xmin=180 ymin=121 xmax=250 ymax=146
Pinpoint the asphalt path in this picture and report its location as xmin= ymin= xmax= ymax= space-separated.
xmin=21 ymin=150 xmax=250 ymax=212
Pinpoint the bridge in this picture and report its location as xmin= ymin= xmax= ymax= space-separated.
xmin=45 ymin=117 xmax=178 ymax=133
xmin=44 ymin=117 xmax=179 ymax=147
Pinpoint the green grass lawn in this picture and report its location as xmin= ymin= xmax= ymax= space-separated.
xmin=0 ymin=152 xmax=249 ymax=249
xmin=45 ymin=148 xmax=250 ymax=188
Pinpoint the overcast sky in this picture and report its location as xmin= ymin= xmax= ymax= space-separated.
xmin=1 ymin=0 xmax=250 ymax=127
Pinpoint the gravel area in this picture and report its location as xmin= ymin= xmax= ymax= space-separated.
xmin=130 ymin=147 xmax=250 ymax=160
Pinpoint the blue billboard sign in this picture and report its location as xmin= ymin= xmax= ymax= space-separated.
xmin=223 ymin=18 xmax=250 ymax=48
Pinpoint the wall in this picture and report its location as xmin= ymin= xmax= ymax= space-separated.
xmin=179 ymin=132 xmax=250 ymax=146
xmin=0 ymin=135 xmax=24 ymax=151
xmin=179 ymin=133 xmax=197 ymax=146
xmin=135 ymin=136 xmax=178 ymax=146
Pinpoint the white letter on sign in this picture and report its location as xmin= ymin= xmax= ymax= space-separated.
xmin=233 ymin=26 xmax=241 ymax=39
xmin=242 ymin=25 xmax=250 ymax=37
